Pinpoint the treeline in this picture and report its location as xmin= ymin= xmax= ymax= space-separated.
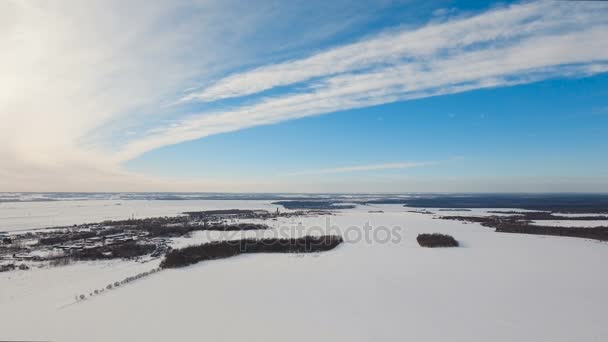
xmin=184 ymin=209 xmax=262 ymax=219
xmin=73 ymin=242 xmax=156 ymax=260
xmin=273 ymin=201 xmax=355 ymax=210
xmin=103 ymin=216 xmax=269 ymax=237
xmin=486 ymin=211 xmax=608 ymax=221
xmin=402 ymin=194 xmax=608 ymax=213
xmin=440 ymin=214 xmax=608 ymax=241
xmin=495 ymin=225 xmax=608 ymax=241
xmin=144 ymin=222 xmax=269 ymax=237
xmin=38 ymin=221 xmax=269 ymax=246
xmin=39 ymin=231 xmax=98 ymax=245
xmin=160 ymin=235 xmax=344 ymax=269
xmin=39 ymin=227 xmax=129 ymax=245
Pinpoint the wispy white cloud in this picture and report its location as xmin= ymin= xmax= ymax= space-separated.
xmin=2 ymin=0 xmax=608 ymax=191
xmin=284 ymin=162 xmax=435 ymax=176
xmin=182 ymin=1 xmax=608 ymax=102
xmin=114 ymin=1 xmax=608 ymax=161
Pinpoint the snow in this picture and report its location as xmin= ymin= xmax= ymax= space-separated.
xmin=2 ymin=202 xmax=608 ymax=341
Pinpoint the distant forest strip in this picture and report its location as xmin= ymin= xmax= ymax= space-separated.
xmin=439 ymin=215 xmax=608 ymax=241
xmin=495 ymin=225 xmax=608 ymax=241
xmin=272 ymin=201 xmax=355 ymax=210
xmin=273 ymin=194 xmax=608 ymax=213
xmin=160 ymin=235 xmax=344 ymax=269
xmin=401 ymin=194 xmax=608 ymax=213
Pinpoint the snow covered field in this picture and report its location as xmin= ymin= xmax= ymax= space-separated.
xmin=2 ymin=202 xmax=608 ymax=341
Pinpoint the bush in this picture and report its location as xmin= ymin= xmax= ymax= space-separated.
xmin=417 ymin=233 xmax=459 ymax=248
xmin=160 ymin=235 xmax=343 ymax=269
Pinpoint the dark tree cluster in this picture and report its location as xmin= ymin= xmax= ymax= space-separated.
xmin=0 ymin=263 xmax=29 ymax=272
xmin=495 ymin=225 xmax=608 ymax=241
xmin=273 ymin=201 xmax=355 ymax=210
xmin=39 ymin=231 xmax=98 ymax=245
xmin=184 ymin=209 xmax=262 ymax=219
xmin=144 ymin=222 xmax=269 ymax=237
xmin=73 ymin=242 xmax=156 ymax=260
xmin=38 ymin=227 xmax=133 ymax=245
xmin=207 ymin=223 xmax=269 ymax=231
xmin=485 ymin=211 xmax=608 ymax=221
xmin=417 ymin=233 xmax=459 ymax=248
xmin=160 ymin=235 xmax=344 ymax=269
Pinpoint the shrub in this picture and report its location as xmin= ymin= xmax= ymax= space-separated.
xmin=417 ymin=233 xmax=459 ymax=248
xmin=160 ymin=235 xmax=343 ymax=269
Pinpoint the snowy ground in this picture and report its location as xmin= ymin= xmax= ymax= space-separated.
xmin=2 ymin=202 xmax=608 ymax=341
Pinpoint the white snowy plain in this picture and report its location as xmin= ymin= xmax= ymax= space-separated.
xmin=1 ymin=202 xmax=608 ymax=342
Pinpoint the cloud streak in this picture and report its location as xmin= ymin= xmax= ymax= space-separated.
xmin=182 ymin=1 xmax=608 ymax=102
xmin=113 ymin=1 xmax=608 ymax=161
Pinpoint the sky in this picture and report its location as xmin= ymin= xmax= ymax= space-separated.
xmin=1 ymin=0 xmax=607 ymax=193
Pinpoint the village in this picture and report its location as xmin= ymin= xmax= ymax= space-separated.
xmin=0 ymin=208 xmax=330 ymax=272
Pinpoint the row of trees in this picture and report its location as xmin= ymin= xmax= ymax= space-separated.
xmin=75 ymin=267 xmax=161 ymax=301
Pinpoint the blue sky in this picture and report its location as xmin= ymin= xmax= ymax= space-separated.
xmin=126 ymin=73 xmax=608 ymax=192
xmin=1 ymin=0 xmax=607 ymax=192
